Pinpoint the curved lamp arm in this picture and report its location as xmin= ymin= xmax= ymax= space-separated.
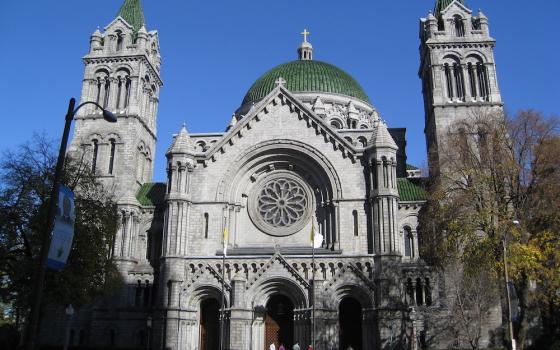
xmin=72 ymin=101 xmax=117 ymax=123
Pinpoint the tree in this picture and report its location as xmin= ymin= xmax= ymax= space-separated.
xmin=419 ymin=109 xmax=560 ymax=349
xmin=0 ymin=133 xmax=121 ymax=332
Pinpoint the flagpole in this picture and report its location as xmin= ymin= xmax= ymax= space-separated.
xmin=220 ymin=225 xmax=227 ymax=350
xmin=311 ymin=240 xmax=315 ymax=349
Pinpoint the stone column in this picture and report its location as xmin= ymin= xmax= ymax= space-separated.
xmin=374 ymin=255 xmax=405 ymax=350
xmin=229 ymin=273 xmax=252 ymax=350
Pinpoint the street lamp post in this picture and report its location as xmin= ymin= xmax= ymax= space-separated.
xmin=62 ymin=304 xmax=74 ymax=350
xmin=23 ymin=98 xmax=116 ymax=350
xmin=147 ymin=315 xmax=153 ymax=350
xmin=503 ymin=220 xmax=519 ymax=350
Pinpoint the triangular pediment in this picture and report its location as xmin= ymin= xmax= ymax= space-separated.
xmin=104 ymin=16 xmax=135 ymax=34
xmin=201 ymin=86 xmax=361 ymax=166
xmin=325 ymin=262 xmax=375 ymax=292
xmin=185 ymin=262 xmax=231 ymax=292
xmin=246 ymin=251 xmax=309 ymax=290
xmin=441 ymin=1 xmax=472 ymax=17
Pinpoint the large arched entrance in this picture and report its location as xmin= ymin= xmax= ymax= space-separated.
xmin=199 ymin=298 xmax=220 ymax=350
xmin=339 ymin=297 xmax=363 ymax=350
xmin=265 ymin=294 xmax=294 ymax=349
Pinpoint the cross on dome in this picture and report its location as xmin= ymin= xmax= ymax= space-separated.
xmin=301 ymin=29 xmax=310 ymax=43
xmin=275 ymin=77 xmax=287 ymax=87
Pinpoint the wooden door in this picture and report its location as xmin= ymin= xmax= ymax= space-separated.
xmin=264 ymin=313 xmax=280 ymax=349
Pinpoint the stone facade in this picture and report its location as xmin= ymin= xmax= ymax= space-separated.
xmin=37 ymin=1 xmax=505 ymax=349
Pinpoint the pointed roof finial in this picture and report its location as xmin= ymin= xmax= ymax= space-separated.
xmin=117 ymin=0 xmax=146 ymax=33
xmin=167 ymin=124 xmax=196 ymax=155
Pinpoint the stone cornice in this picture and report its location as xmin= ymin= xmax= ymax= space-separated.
xmin=83 ymin=54 xmax=163 ymax=86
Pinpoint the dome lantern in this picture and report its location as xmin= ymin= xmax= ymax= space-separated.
xmin=297 ymin=29 xmax=313 ymax=61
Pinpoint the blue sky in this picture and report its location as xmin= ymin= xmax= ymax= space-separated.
xmin=0 ymin=0 xmax=557 ymax=182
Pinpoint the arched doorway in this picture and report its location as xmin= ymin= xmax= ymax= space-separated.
xmin=339 ymin=297 xmax=363 ymax=350
xmin=199 ymin=298 xmax=220 ymax=350
xmin=265 ymin=294 xmax=294 ymax=349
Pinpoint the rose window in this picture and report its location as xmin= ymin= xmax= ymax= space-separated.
xmin=257 ymin=178 xmax=308 ymax=227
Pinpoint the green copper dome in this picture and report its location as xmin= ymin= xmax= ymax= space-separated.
xmin=242 ymin=60 xmax=371 ymax=105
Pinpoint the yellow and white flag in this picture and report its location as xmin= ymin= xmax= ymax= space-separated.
xmin=310 ymin=219 xmax=323 ymax=249
xmin=223 ymin=227 xmax=229 ymax=256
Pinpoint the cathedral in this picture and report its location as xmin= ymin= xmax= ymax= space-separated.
xmin=39 ymin=0 xmax=505 ymax=349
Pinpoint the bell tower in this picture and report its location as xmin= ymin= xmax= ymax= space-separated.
xmin=70 ymin=0 xmax=163 ymax=202
xmin=419 ymin=0 xmax=502 ymax=176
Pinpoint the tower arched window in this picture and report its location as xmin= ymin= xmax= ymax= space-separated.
xmin=404 ymin=226 xmax=414 ymax=257
xmin=382 ymin=157 xmax=389 ymax=188
xmin=444 ymin=63 xmax=454 ymax=100
xmin=453 ymin=15 xmax=465 ymax=37
xmin=352 ymin=210 xmax=359 ymax=236
xmin=95 ymin=77 xmax=102 ymax=105
xmin=124 ymin=77 xmax=131 ymax=108
xmin=477 ymin=63 xmax=490 ymax=101
xmin=116 ymin=77 xmax=123 ymax=109
xmin=416 ymin=277 xmax=424 ymax=305
xmin=204 ymin=213 xmax=209 ymax=239
xmin=116 ymin=30 xmax=124 ymax=51
xmin=103 ymin=76 xmax=111 ymax=109
xmin=167 ymin=164 xmax=173 ymax=194
xmin=108 ymin=139 xmax=116 ymax=174
xmin=91 ymin=139 xmax=99 ymax=173
xmin=453 ymin=63 xmax=465 ymax=101
xmin=467 ymin=62 xmax=477 ymax=98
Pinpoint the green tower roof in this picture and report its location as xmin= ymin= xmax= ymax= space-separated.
xmin=242 ymin=60 xmax=371 ymax=106
xmin=435 ymin=0 xmax=465 ymax=15
xmin=117 ymin=0 xmax=145 ymax=33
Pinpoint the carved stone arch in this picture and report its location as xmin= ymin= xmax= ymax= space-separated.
xmin=182 ymin=284 xmax=230 ymax=310
xmin=465 ymin=52 xmax=488 ymax=63
xmin=441 ymin=53 xmax=462 ymax=64
xmin=250 ymin=276 xmax=309 ymax=310
xmin=357 ymin=136 xmax=368 ymax=148
xmin=343 ymin=136 xmax=353 ymax=145
xmin=358 ymin=122 xmax=370 ymax=129
xmin=326 ymin=282 xmax=374 ymax=310
xmin=326 ymin=115 xmax=345 ymax=130
xmin=215 ymin=139 xmax=343 ymax=202
xmin=195 ymin=140 xmax=207 ymax=152
xmin=114 ymin=64 xmax=133 ymax=75
xmin=93 ymin=67 xmax=111 ymax=77
xmin=106 ymin=132 xmax=122 ymax=143
xmin=87 ymin=133 xmax=104 ymax=143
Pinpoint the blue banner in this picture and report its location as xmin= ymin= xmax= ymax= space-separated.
xmin=47 ymin=186 xmax=75 ymax=271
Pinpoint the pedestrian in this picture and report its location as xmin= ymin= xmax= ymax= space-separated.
xmin=293 ymin=343 xmax=300 ymax=350
xmin=270 ymin=343 xmax=276 ymax=350
xmin=279 ymin=344 xmax=286 ymax=350
xmin=307 ymin=346 xmax=313 ymax=350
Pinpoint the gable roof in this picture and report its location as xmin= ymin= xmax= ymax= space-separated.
xmin=397 ymin=178 xmax=427 ymax=202
xmin=202 ymin=86 xmax=362 ymax=165
xmin=136 ymin=182 xmax=166 ymax=206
